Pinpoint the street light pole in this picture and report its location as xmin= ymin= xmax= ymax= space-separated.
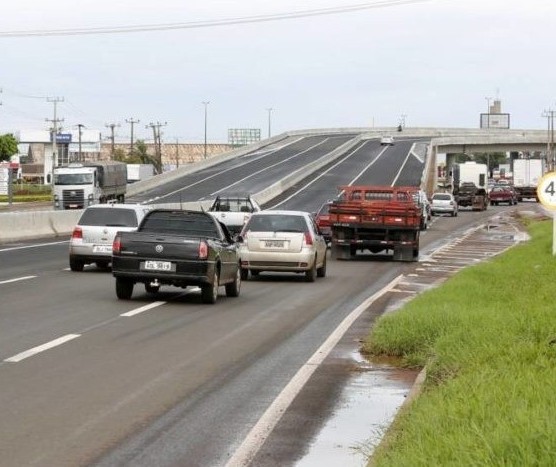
xmin=485 ymin=97 xmax=491 ymax=129
xmin=202 ymin=101 xmax=210 ymax=159
xmin=266 ymin=107 xmax=273 ymax=138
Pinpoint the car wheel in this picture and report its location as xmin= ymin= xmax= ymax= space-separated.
xmin=305 ymin=257 xmax=317 ymax=282
xmin=145 ymin=283 xmax=160 ymax=294
xmin=251 ymin=270 xmax=260 ymax=277
xmin=454 ymin=210 xmax=458 ymax=217
xmin=69 ymin=257 xmax=84 ymax=272
xmin=225 ymin=266 xmax=241 ymax=297
xmin=201 ymin=268 xmax=219 ymax=304
xmin=116 ymin=278 xmax=134 ymax=300
xmin=317 ymin=253 xmax=327 ymax=278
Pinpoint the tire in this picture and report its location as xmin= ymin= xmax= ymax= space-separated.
xmin=201 ymin=268 xmax=219 ymax=304
xmin=95 ymin=260 xmax=110 ymax=270
xmin=240 ymin=268 xmax=249 ymax=281
xmin=225 ymin=267 xmax=241 ymax=297
xmin=69 ymin=257 xmax=84 ymax=272
xmin=145 ymin=283 xmax=160 ymax=294
xmin=317 ymin=253 xmax=327 ymax=278
xmin=116 ymin=278 xmax=134 ymax=300
xmin=251 ymin=270 xmax=260 ymax=277
xmin=305 ymin=258 xmax=317 ymax=282
xmin=454 ymin=210 xmax=458 ymax=217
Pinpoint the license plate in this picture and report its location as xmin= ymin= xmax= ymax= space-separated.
xmin=264 ymin=240 xmax=286 ymax=248
xmin=93 ymin=245 xmax=112 ymax=253
xmin=143 ymin=260 xmax=173 ymax=271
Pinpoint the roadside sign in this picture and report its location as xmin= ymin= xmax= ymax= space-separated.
xmin=0 ymin=167 xmax=9 ymax=195
xmin=537 ymin=172 xmax=556 ymax=210
xmin=537 ymin=172 xmax=556 ymax=255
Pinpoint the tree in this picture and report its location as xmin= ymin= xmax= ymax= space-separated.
xmin=0 ymin=134 xmax=18 ymax=162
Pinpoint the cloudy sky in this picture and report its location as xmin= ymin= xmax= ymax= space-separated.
xmin=0 ymin=0 xmax=554 ymax=144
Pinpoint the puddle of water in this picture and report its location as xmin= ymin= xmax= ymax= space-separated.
xmin=295 ymin=364 xmax=417 ymax=467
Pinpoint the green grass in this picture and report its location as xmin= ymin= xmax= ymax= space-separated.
xmin=0 ymin=184 xmax=52 ymax=203
xmin=364 ymin=219 xmax=556 ymax=466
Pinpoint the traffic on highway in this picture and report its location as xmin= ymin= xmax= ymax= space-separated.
xmin=0 ymin=133 xmax=526 ymax=466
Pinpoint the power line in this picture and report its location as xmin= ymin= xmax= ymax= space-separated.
xmin=0 ymin=0 xmax=435 ymax=38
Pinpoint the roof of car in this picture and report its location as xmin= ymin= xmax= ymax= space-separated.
xmin=84 ymin=203 xmax=149 ymax=211
xmin=250 ymin=210 xmax=311 ymax=217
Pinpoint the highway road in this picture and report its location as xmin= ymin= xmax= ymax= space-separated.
xmin=0 ymin=135 xmax=511 ymax=466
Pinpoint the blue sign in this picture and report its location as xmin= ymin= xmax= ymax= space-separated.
xmin=54 ymin=133 xmax=72 ymax=143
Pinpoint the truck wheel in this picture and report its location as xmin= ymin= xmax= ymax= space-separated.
xmin=69 ymin=257 xmax=84 ymax=272
xmin=305 ymin=258 xmax=317 ymax=282
xmin=201 ymin=269 xmax=219 ymax=304
xmin=116 ymin=278 xmax=134 ymax=300
xmin=145 ymin=283 xmax=160 ymax=294
xmin=317 ymin=253 xmax=327 ymax=278
xmin=225 ymin=267 xmax=241 ymax=297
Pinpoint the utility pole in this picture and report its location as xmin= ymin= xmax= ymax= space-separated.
xmin=46 ymin=97 xmax=64 ymax=180
xmin=202 ymin=101 xmax=210 ymax=159
xmin=76 ymin=124 xmax=85 ymax=162
xmin=126 ymin=118 xmax=140 ymax=156
xmin=542 ymin=109 xmax=556 ymax=171
xmin=146 ymin=121 xmax=167 ymax=173
xmin=175 ymin=137 xmax=180 ymax=168
xmin=485 ymin=97 xmax=492 ymax=129
xmin=266 ymin=107 xmax=273 ymax=138
xmin=105 ymin=122 xmax=121 ymax=159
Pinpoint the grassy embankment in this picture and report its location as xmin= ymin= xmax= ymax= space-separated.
xmin=0 ymin=184 xmax=52 ymax=203
xmin=364 ymin=217 xmax=556 ymax=466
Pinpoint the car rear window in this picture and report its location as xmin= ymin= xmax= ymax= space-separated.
xmin=141 ymin=211 xmax=220 ymax=237
xmin=433 ymin=194 xmax=451 ymax=201
xmin=246 ymin=214 xmax=307 ymax=233
xmin=79 ymin=208 xmax=138 ymax=227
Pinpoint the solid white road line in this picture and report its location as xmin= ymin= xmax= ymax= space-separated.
xmin=0 ymin=240 xmax=68 ymax=252
xmin=0 ymin=275 xmax=37 ymax=285
xmin=225 ymin=274 xmax=404 ymax=467
xmin=120 ymin=301 xmax=167 ymax=317
xmin=4 ymin=334 xmax=81 ymax=363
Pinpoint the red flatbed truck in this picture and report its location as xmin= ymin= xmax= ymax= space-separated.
xmin=329 ymin=185 xmax=421 ymax=261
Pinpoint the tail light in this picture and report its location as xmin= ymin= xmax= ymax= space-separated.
xmin=303 ymin=231 xmax=313 ymax=246
xmin=112 ymin=235 xmax=121 ymax=254
xmin=199 ymin=241 xmax=208 ymax=259
xmin=71 ymin=227 xmax=83 ymax=240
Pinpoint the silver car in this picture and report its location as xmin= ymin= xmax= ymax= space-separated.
xmin=239 ymin=210 xmax=328 ymax=282
xmin=69 ymin=203 xmax=151 ymax=271
xmin=430 ymin=192 xmax=458 ymax=217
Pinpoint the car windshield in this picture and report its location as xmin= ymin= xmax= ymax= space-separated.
xmin=212 ymin=198 xmax=253 ymax=213
xmin=433 ymin=194 xmax=452 ymax=201
xmin=79 ymin=208 xmax=138 ymax=227
xmin=54 ymin=173 xmax=94 ymax=185
xmin=246 ymin=214 xmax=307 ymax=233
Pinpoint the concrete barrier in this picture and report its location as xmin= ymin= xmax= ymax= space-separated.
xmin=0 ymin=209 xmax=81 ymax=243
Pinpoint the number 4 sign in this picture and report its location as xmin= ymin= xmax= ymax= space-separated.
xmin=537 ymin=172 xmax=556 ymax=255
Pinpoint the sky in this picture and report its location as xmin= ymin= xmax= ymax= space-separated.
xmin=0 ymin=0 xmax=554 ymax=144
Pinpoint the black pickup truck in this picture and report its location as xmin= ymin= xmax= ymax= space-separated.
xmin=112 ymin=209 xmax=241 ymax=304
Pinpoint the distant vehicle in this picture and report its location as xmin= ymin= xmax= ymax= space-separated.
xmin=512 ymin=158 xmax=544 ymax=202
xmin=329 ymin=185 xmax=421 ymax=261
xmin=53 ymin=161 xmax=127 ymax=210
xmin=380 ymin=135 xmax=395 ymax=146
xmin=208 ymin=193 xmax=261 ymax=235
xmin=314 ymin=200 xmax=333 ymax=243
xmin=112 ymin=209 xmax=241 ymax=303
xmin=431 ymin=192 xmax=458 ymax=217
xmin=238 ymin=210 xmax=327 ymax=281
xmin=489 ymin=186 xmax=518 ymax=206
xmin=411 ymin=190 xmax=431 ymax=230
xmin=69 ymin=203 xmax=151 ymax=272
xmin=452 ymin=161 xmax=488 ymax=200
xmin=126 ymin=163 xmax=154 ymax=183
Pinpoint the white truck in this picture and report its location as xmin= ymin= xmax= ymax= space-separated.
xmin=207 ymin=193 xmax=261 ymax=235
xmin=126 ymin=163 xmax=155 ymax=183
xmin=512 ymin=158 xmax=544 ymax=202
xmin=452 ymin=161 xmax=488 ymax=207
xmin=53 ymin=161 xmax=127 ymax=210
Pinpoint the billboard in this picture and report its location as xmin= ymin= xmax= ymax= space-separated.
xmin=228 ymin=128 xmax=261 ymax=146
xmin=480 ymin=113 xmax=510 ymax=129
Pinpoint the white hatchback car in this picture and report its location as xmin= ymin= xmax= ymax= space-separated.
xmin=69 ymin=203 xmax=151 ymax=271
xmin=380 ymin=135 xmax=395 ymax=145
xmin=238 ymin=210 xmax=328 ymax=282
xmin=430 ymin=192 xmax=458 ymax=217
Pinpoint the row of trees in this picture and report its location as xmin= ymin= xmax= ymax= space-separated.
xmin=0 ymin=134 xmax=18 ymax=162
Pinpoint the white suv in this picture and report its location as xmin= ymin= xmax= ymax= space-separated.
xmin=69 ymin=203 xmax=151 ymax=271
